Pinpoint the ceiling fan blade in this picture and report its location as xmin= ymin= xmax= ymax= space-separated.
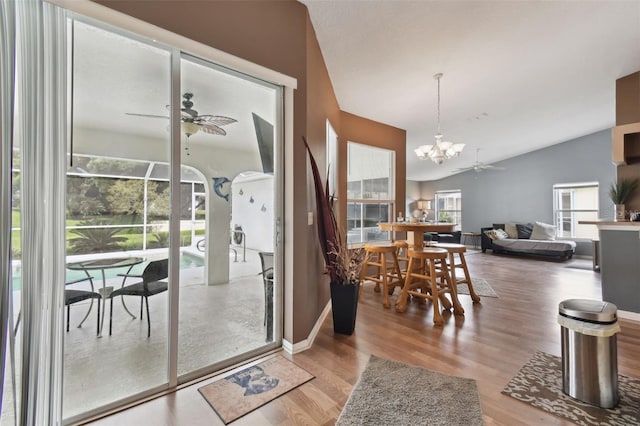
xmin=480 ymin=164 xmax=505 ymax=170
xmin=453 ymin=167 xmax=474 ymax=173
xmin=196 ymin=115 xmax=237 ymax=126
xmin=199 ymin=124 xmax=227 ymax=136
xmin=125 ymin=113 xmax=169 ymax=119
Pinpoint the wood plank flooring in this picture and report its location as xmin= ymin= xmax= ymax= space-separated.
xmin=86 ymin=252 xmax=640 ymax=425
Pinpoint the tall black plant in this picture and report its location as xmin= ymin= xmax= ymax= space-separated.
xmin=303 ymin=137 xmax=363 ymax=285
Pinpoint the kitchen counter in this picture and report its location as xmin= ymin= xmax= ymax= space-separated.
xmin=579 ymin=220 xmax=640 ymax=230
xmin=580 ymin=220 xmax=640 ymax=314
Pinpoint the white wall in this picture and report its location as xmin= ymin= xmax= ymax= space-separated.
xmin=231 ymin=174 xmax=274 ymax=253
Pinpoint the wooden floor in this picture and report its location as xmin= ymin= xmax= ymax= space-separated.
xmin=87 ymin=252 xmax=640 ymax=425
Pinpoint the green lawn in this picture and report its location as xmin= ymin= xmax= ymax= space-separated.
xmin=11 ymin=209 xmax=206 ymax=257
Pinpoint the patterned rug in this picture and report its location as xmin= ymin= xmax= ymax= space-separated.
xmin=457 ymin=277 xmax=498 ymax=298
xmin=198 ymin=355 xmax=314 ymax=424
xmin=503 ymin=351 xmax=640 ymax=425
xmin=337 ymin=355 xmax=483 ymax=425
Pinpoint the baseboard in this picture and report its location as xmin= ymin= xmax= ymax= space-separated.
xmin=282 ymin=300 xmax=332 ymax=354
xmin=618 ymin=310 xmax=640 ymax=322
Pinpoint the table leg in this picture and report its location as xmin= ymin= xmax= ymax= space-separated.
xmin=97 ymin=269 xmax=109 ymax=337
xmin=76 ymin=270 xmax=95 ymax=329
xmin=406 ymin=231 xmax=425 ymax=249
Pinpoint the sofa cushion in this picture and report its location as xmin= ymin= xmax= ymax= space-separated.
xmin=530 ymin=221 xmax=556 ymax=241
xmin=492 ymin=238 xmax=576 ymax=255
xmin=516 ymin=223 xmax=534 ymax=239
xmin=505 ymin=223 xmax=518 ymax=239
xmin=492 ymin=223 xmax=505 ymax=230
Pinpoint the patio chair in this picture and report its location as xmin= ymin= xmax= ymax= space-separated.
xmin=258 ymin=252 xmax=273 ymax=341
xmin=108 ymin=258 xmax=169 ymax=338
xmin=65 ymin=276 xmax=101 ymax=335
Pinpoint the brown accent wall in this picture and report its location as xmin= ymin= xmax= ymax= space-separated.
xmin=91 ymin=0 xmax=405 ymax=344
xmin=615 ymin=71 xmax=640 ymax=212
xmin=339 ymin=112 xmax=407 ymax=231
xmin=301 ymin=14 xmax=342 ymax=338
xmin=616 ymin=71 xmax=640 ymax=126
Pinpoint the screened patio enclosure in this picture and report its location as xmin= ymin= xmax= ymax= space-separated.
xmin=66 ymin=154 xmax=207 ymax=256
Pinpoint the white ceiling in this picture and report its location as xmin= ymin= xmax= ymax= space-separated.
xmin=300 ymin=0 xmax=640 ymax=181
xmin=73 ymin=21 xmax=277 ymax=157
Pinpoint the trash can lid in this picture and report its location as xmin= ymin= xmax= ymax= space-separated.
xmin=558 ymin=299 xmax=617 ymax=324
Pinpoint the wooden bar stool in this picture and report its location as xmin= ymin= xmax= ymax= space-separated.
xmin=360 ymin=243 xmax=404 ymax=309
xmin=393 ymin=240 xmax=410 ymax=276
xmin=396 ymin=247 xmax=464 ymax=326
xmin=434 ymin=242 xmax=481 ymax=303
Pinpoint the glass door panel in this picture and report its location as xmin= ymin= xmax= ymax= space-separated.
xmin=63 ymin=20 xmax=171 ymax=419
xmin=177 ymin=55 xmax=281 ymax=377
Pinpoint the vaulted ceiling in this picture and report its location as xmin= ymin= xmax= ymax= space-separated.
xmin=300 ymin=0 xmax=640 ymax=181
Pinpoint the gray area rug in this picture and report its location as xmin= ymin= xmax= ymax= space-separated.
xmin=503 ymin=351 xmax=640 ymax=425
xmin=337 ymin=355 xmax=483 ymax=425
xmin=457 ymin=277 xmax=498 ymax=298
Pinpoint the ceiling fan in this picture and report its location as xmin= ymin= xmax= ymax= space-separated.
xmin=454 ymin=148 xmax=504 ymax=173
xmin=126 ymin=92 xmax=237 ymax=155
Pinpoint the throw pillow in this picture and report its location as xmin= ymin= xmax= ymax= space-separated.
xmin=495 ymin=228 xmax=509 ymax=239
xmin=530 ymin=221 xmax=556 ymax=240
xmin=505 ymin=222 xmax=518 ymax=239
xmin=483 ymin=229 xmax=497 ymax=240
xmin=516 ymin=223 xmax=534 ymax=239
xmin=484 ymin=228 xmax=509 ymax=240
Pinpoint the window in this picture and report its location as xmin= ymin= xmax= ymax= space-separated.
xmin=553 ymin=182 xmax=599 ymax=238
xmin=326 ymin=120 xmax=338 ymax=197
xmin=346 ymin=143 xmax=394 ymax=243
xmin=435 ymin=190 xmax=461 ymax=230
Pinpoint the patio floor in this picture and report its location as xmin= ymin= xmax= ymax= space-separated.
xmin=7 ymin=247 xmax=273 ymax=421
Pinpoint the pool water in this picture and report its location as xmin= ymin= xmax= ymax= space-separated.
xmin=11 ymin=252 xmax=204 ymax=291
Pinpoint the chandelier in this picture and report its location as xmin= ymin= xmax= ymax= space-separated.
xmin=414 ymin=73 xmax=465 ymax=164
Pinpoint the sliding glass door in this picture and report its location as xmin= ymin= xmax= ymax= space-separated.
xmin=59 ymin=16 xmax=282 ymax=422
xmin=63 ymin=19 xmax=172 ymax=420
xmin=177 ymin=56 xmax=281 ymax=378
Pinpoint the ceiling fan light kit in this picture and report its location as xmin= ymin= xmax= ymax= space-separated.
xmin=181 ymin=121 xmax=201 ymax=137
xmin=415 ymin=73 xmax=464 ymax=164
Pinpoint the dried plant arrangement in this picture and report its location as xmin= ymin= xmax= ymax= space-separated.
xmin=303 ymin=137 xmax=364 ymax=285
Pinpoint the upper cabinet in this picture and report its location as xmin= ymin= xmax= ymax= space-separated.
xmin=612 ymin=72 xmax=640 ymax=165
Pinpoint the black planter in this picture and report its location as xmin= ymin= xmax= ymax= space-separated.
xmin=330 ymin=281 xmax=359 ymax=335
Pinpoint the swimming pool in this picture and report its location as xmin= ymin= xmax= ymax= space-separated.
xmin=11 ymin=252 xmax=204 ymax=290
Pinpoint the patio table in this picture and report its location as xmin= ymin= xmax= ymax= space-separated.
xmin=66 ymin=257 xmax=144 ymax=337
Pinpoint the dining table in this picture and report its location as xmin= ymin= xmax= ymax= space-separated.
xmin=379 ymin=222 xmax=457 ymax=248
xmin=66 ymin=256 xmax=144 ymax=336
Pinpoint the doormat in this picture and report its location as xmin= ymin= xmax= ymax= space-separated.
xmin=337 ymin=355 xmax=483 ymax=425
xmin=457 ymin=278 xmax=498 ymax=298
xmin=198 ymin=355 xmax=314 ymax=424
xmin=502 ymin=351 xmax=640 ymax=425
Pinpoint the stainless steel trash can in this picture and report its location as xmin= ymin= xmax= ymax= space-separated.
xmin=558 ymin=299 xmax=620 ymax=408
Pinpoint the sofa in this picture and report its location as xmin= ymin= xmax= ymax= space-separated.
xmin=424 ymin=230 xmax=461 ymax=244
xmin=481 ymin=222 xmax=576 ymax=260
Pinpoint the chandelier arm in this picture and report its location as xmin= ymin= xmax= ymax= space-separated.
xmin=414 ymin=73 xmax=464 ymax=164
